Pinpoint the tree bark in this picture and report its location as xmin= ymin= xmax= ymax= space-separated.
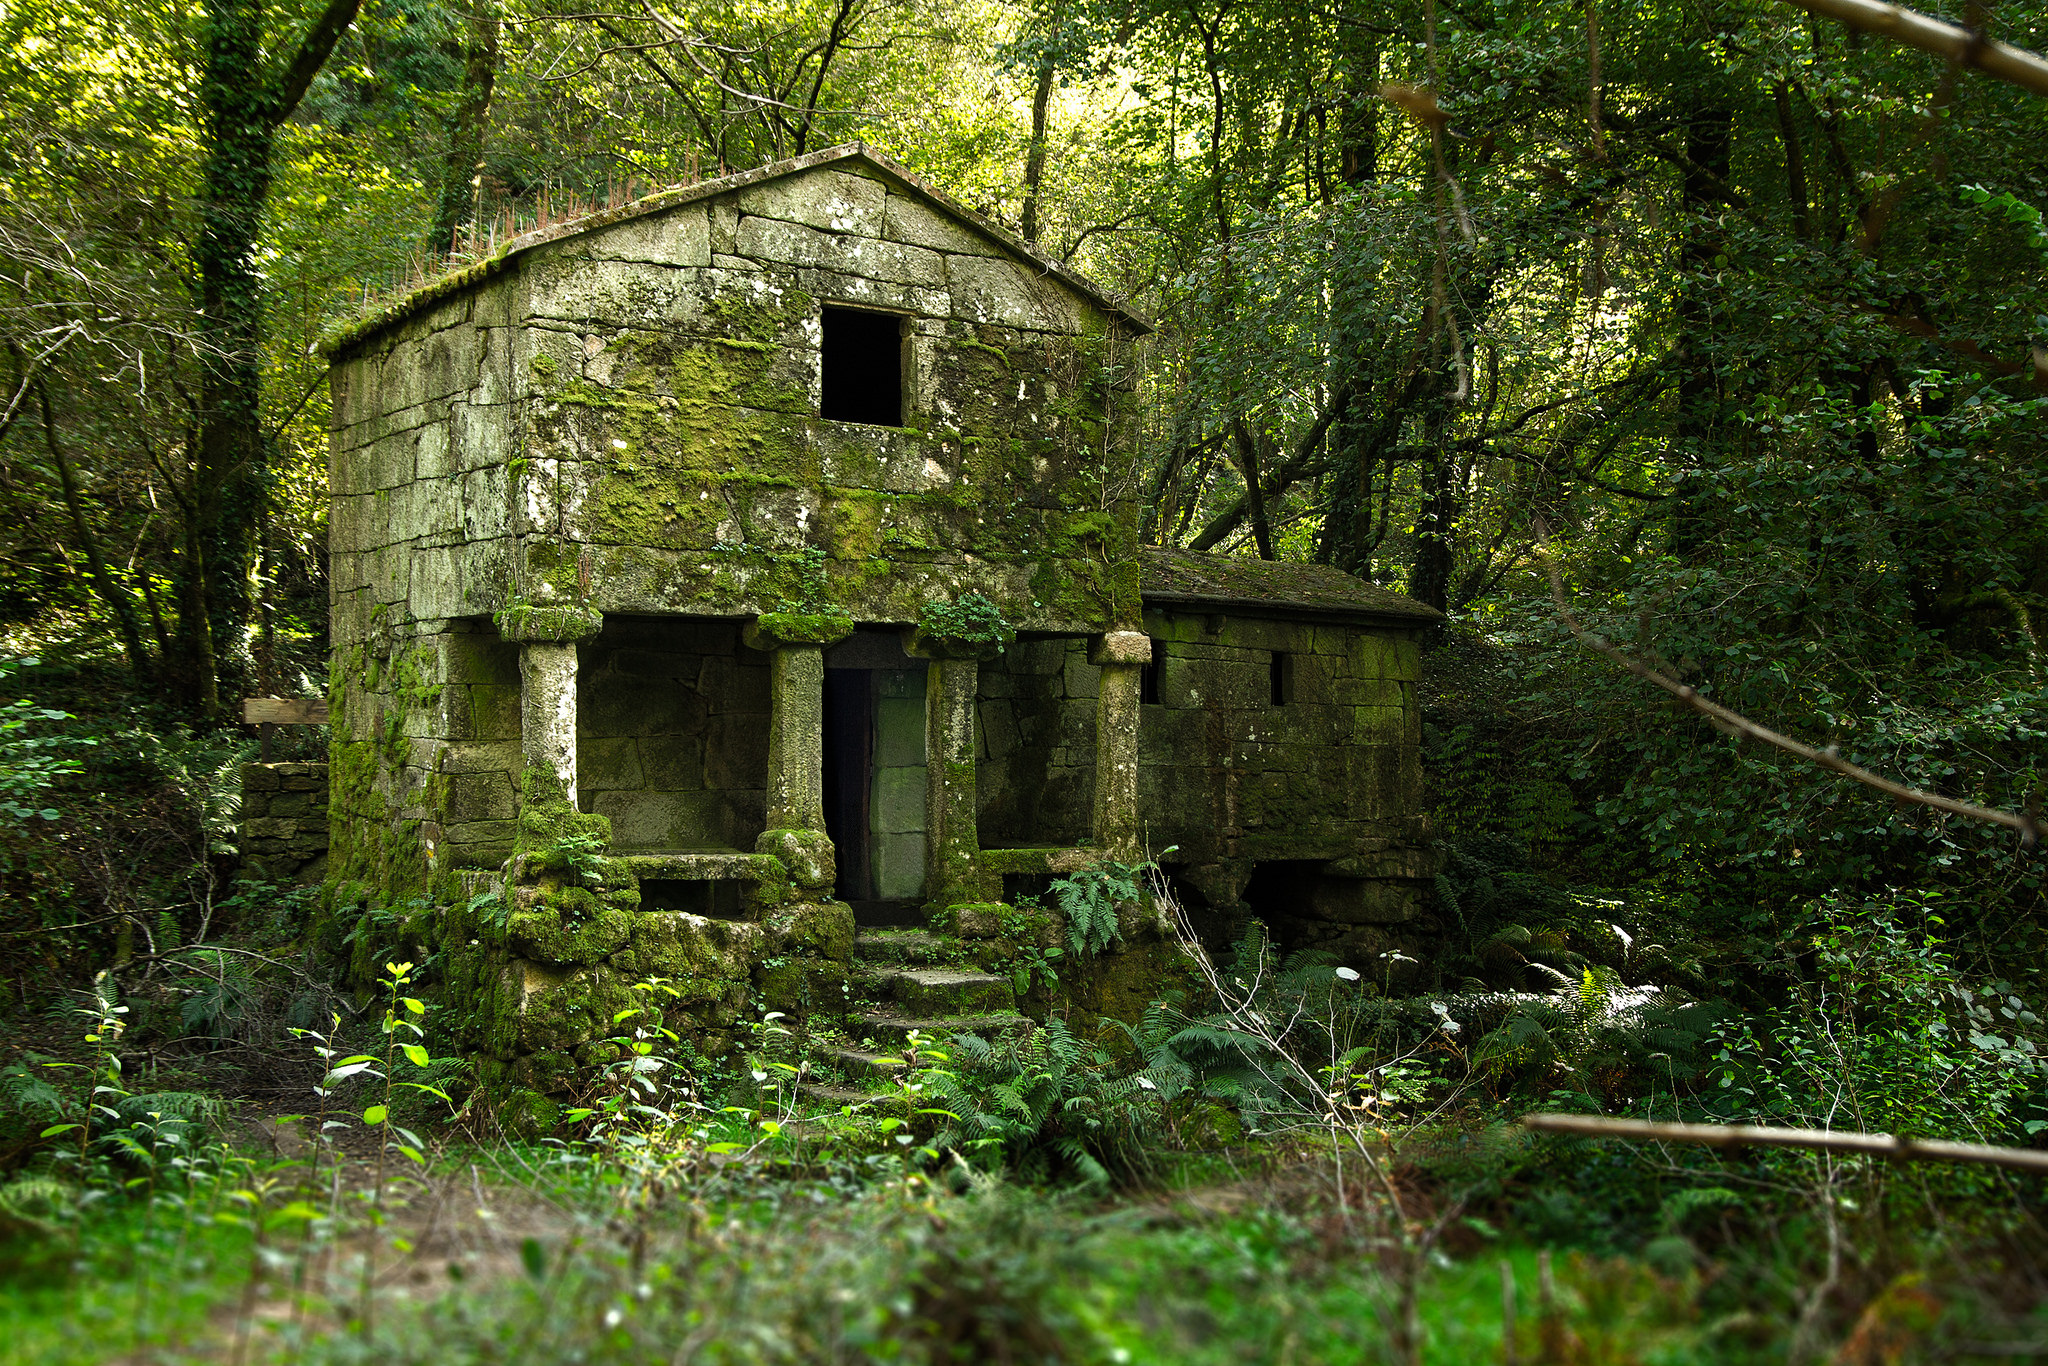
xmin=432 ymin=2 xmax=500 ymax=256
xmin=1020 ymin=57 xmax=1056 ymax=246
xmin=188 ymin=0 xmax=363 ymax=717
xmin=38 ymin=380 xmax=152 ymax=684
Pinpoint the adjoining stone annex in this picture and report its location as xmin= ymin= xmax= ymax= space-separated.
xmin=311 ymin=143 xmax=1441 ymax=1094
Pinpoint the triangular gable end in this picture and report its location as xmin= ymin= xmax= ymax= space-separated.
xmin=326 ymin=144 xmax=1151 ymax=358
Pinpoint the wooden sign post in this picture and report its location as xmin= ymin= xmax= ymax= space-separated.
xmin=243 ymin=697 xmax=330 ymax=761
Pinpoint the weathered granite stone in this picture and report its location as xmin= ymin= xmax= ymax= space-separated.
xmin=315 ymin=144 xmax=1438 ymax=1089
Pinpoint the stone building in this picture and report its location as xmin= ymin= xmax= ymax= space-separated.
xmin=316 ymin=144 xmax=1438 ymax=1091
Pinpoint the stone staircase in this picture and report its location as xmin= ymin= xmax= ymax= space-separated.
xmin=797 ymin=926 xmax=1032 ymax=1108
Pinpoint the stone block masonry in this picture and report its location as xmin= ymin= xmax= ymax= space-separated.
xmin=239 ymin=762 xmax=330 ymax=883
xmin=313 ymin=143 xmax=1441 ymax=1098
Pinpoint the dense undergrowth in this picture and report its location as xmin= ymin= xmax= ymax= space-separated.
xmin=3 ymin=632 xmax=2047 ymax=1363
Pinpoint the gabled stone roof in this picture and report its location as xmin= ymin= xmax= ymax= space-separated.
xmin=1140 ymin=547 xmax=1443 ymax=624
xmin=326 ymin=143 xmax=1151 ymax=356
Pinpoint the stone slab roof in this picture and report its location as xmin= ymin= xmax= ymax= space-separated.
xmin=1140 ymin=547 xmax=1443 ymax=624
xmin=326 ymin=143 xmax=1151 ymax=356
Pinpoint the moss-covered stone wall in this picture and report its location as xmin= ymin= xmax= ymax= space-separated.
xmin=575 ymin=615 xmax=770 ymax=851
xmin=976 ymin=637 xmax=1098 ymax=849
xmin=326 ymin=622 xmax=523 ymax=907
xmin=1134 ymin=608 xmax=1437 ymax=963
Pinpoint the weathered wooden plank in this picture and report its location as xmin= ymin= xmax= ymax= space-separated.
xmin=243 ymin=698 xmax=330 ymax=725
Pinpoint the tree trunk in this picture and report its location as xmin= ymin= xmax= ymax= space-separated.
xmin=1410 ymin=403 xmax=1458 ymax=613
xmin=38 ymin=380 xmax=152 ymax=685
xmin=1665 ymin=91 xmax=1734 ymax=561
xmin=1318 ymin=19 xmax=1382 ymax=575
xmin=432 ymin=2 xmax=500 ymax=256
xmin=191 ymin=0 xmax=276 ymax=718
xmin=1020 ymin=57 xmax=1056 ymax=246
xmin=185 ymin=0 xmax=363 ymax=717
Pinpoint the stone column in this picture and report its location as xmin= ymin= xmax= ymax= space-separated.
xmin=495 ymin=604 xmax=604 ymax=807
xmin=923 ymin=655 xmax=980 ymax=901
xmin=744 ymin=614 xmax=853 ymax=890
xmin=761 ymin=641 xmax=827 ymax=831
xmin=1090 ymin=630 xmax=1151 ymax=858
xmin=904 ymin=625 xmax=1002 ymax=906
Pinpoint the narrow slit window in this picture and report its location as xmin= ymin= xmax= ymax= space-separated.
xmin=1140 ymin=637 xmax=1162 ymax=705
xmin=1269 ymin=651 xmax=1294 ymax=706
xmin=820 ymin=305 xmax=904 ymax=426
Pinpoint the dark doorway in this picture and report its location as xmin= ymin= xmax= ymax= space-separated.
xmin=823 ymin=668 xmax=874 ymax=901
xmin=820 ymin=306 xmax=905 ymax=426
xmin=823 ymin=643 xmax=929 ymax=923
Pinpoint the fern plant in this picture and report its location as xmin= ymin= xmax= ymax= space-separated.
xmin=1049 ymin=858 xmax=1148 ymax=958
xmin=917 ymin=1019 xmax=1156 ymax=1187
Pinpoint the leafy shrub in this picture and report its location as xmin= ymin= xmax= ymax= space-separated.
xmin=1703 ymin=892 xmax=2048 ymax=1142
xmin=920 ymin=1019 xmax=1157 ymax=1186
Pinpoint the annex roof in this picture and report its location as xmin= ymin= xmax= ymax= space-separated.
xmin=1139 ymin=547 xmax=1444 ymax=625
xmin=326 ymin=143 xmax=1152 ymax=357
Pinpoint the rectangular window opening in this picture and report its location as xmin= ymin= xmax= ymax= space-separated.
xmin=821 ymin=305 xmax=904 ymax=426
xmin=1270 ymin=651 xmax=1294 ymax=706
xmin=1140 ymin=637 xmax=1162 ymax=705
xmin=636 ymin=878 xmax=750 ymax=921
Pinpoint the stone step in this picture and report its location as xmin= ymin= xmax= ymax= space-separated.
xmin=865 ymin=965 xmax=1016 ymax=1017
xmin=851 ymin=929 xmax=949 ymax=965
xmin=849 ymin=1011 xmax=1034 ymax=1047
xmin=796 ymin=1079 xmax=891 ymax=1111
xmin=815 ymin=1043 xmax=910 ymax=1077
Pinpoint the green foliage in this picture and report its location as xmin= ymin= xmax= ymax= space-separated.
xmin=1471 ymin=967 xmax=1721 ymax=1107
xmin=541 ymin=831 xmax=607 ymax=886
xmin=0 ymin=658 xmax=88 ymax=824
xmin=918 ymin=1019 xmax=1156 ymax=1187
xmin=1049 ymin=857 xmax=1145 ymax=958
xmin=1702 ymin=892 xmax=2048 ymax=1144
xmin=915 ymin=592 xmax=1016 ymax=649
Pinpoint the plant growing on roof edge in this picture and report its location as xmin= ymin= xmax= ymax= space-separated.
xmin=917 ymin=593 xmax=1015 ymax=649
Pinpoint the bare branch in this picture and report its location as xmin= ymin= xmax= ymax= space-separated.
xmin=1524 ymin=1113 xmax=2048 ymax=1173
xmin=1786 ymin=0 xmax=2048 ymax=98
xmin=1536 ymin=523 xmax=2040 ymax=845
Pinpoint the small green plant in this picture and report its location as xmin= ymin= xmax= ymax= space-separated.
xmin=1049 ymin=858 xmax=1149 ymax=958
xmin=917 ymin=592 xmax=1016 ymax=648
xmin=1010 ymin=943 xmax=1065 ymax=998
xmin=546 ymin=831 xmax=608 ymax=885
xmin=914 ymin=1019 xmax=1156 ymax=1187
xmin=0 ymin=655 xmax=91 ymax=824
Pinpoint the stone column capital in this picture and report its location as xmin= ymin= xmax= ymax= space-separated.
xmin=902 ymin=625 xmax=1007 ymax=661
xmin=494 ymin=602 xmax=604 ymax=643
xmin=744 ymin=610 xmax=856 ymax=652
xmin=1089 ymin=630 xmax=1153 ymax=666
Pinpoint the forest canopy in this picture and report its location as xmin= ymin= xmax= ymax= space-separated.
xmin=2 ymin=1 xmax=2047 ymax=1360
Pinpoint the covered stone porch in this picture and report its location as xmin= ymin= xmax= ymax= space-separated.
xmin=501 ymin=605 xmax=1155 ymax=925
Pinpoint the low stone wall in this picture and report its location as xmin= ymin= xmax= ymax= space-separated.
xmin=240 ymin=762 xmax=331 ymax=883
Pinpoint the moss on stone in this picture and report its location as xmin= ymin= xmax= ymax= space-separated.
xmin=753 ymin=610 xmax=856 ymax=645
xmin=762 ymin=899 xmax=855 ymax=961
xmin=506 ymin=894 xmax=632 ymax=965
xmin=493 ymin=602 xmax=604 ymax=643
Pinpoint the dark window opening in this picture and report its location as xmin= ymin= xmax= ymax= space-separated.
xmin=1270 ymin=651 xmax=1294 ymax=706
xmin=821 ymin=306 xmax=904 ymax=425
xmin=1139 ymin=637 xmax=1162 ymax=705
xmin=637 ymin=878 xmax=749 ymax=920
xmin=1002 ymin=872 xmax=1054 ymax=907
